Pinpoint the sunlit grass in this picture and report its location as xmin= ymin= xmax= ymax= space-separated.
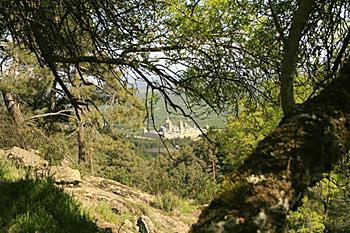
xmin=0 ymin=160 xmax=100 ymax=233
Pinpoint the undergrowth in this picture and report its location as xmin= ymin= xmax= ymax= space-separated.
xmin=152 ymin=191 xmax=200 ymax=215
xmin=152 ymin=192 xmax=181 ymax=212
xmin=0 ymin=160 xmax=100 ymax=233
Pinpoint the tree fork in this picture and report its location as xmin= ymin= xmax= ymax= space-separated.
xmin=191 ymin=60 xmax=350 ymax=232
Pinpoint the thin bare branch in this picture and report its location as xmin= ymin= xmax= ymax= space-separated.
xmin=24 ymin=110 xmax=74 ymax=122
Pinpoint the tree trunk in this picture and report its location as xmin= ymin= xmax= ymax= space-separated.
xmin=77 ymin=109 xmax=87 ymax=166
xmin=279 ymin=0 xmax=315 ymax=116
xmin=50 ymin=79 xmax=57 ymax=112
xmin=89 ymin=147 xmax=94 ymax=176
xmin=191 ymin=60 xmax=350 ymax=232
xmin=212 ymin=158 xmax=216 ymax=185
xmin=2 ymin=91 xmax=24 ymax=125
xmin=1 ymin=90 xmax=28 ymax=149
xmin=1 ymin=51 xmax=24 ymax=125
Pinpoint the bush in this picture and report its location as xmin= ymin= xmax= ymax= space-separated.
xmin=153 ymin=192 xmax=181 ymax=212
xmin=0 ymin=116 xmax=64 ymax=164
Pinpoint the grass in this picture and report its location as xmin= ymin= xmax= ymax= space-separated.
xmin=152 ymin=192 xmax=200 ymax=215
xmin=0 ymin=158 xmax=27 ymax=181
xmin=177 ymin=199 xmax=200 ymax=215
xmin=85 ymin=199 xmax=140 ymax=232
xmin=0 ymin=160 xmax=100 ymax=233
xmin=87 ymin=201 xmax=122 ymax=225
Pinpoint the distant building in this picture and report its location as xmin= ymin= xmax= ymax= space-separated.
xmin=143 ymin=117 xmax=208 ymax=140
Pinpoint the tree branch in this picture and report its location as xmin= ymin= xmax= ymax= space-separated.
xmin=268 ymin=0 xmax=286 ymax=43
xmin=332 ymin=29 xmax=350 ymax=76
xmin=52 ymin=55 xmax=133 ymax=65
xmin=280 ymin=0 xmax=315 ymax=116
xmin=24 ymin=110 xmax=74 ymax=122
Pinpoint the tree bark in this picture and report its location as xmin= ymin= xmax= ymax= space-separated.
xmin=212 ymin=158 xmax=216 ymax=185
xmin=77 ymin=108 xmax=87 ymax=166
xmin=2 ymin=91 xmax=24 ymax=125
xmin=280 ymin=0 xmax=315 ymax=116
xmin=89 ymin=147 xmax=94 ymax=176
xmin=1 ymin=90 xmax=29 ymax=149
xmin=191 ymin=60 xmax=350 ymax=232
xmin=1 ymin=50 xmax=24 ymax=125
xmin=50 ymin=79 xmax=57 ymax=112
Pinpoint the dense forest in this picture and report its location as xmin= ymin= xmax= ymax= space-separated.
xmin=1 ymin=0 xmax=350 ymax=232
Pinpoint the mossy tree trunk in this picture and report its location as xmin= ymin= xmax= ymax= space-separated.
xmin=191 ymin=61 xmax=350 ymax=232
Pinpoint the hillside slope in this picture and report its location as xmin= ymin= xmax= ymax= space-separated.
xmin=67 ymin=175 xmax=199 ymax=232
xmin=0 ymin=147 xmax=200 ymax=233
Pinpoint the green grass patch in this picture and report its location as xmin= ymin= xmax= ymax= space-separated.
xmin=0 ymin=160 xmax=99 ymax=233
xmin=177 ymin=199 xmax=200 ymax=215
xmin=87 ymin=201 xmax=122 ymax=225
xmin=0 ymin=159 xmax=27 ymax=181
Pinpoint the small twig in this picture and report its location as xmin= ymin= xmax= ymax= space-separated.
xmin=268 ymin=0 xmax=286 ymax=44
xmin=117 ymin=222 xmax=125 ymax=233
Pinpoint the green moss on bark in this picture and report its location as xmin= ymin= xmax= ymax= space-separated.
xmin=191 ymin=67 xmax=350 ymax=233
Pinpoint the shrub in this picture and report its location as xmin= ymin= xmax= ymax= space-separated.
xmin=0 ymin=116 xmax=64 ymax=164
xmin=152 ymin=192 xmax=181 ymax=212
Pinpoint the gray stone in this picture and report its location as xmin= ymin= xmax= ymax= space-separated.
xmin=124 ymin=219 xmax=133 ymax=229
xmin=7 ymin=147 xmax=48 ymax=168
xmin=50 ymin=166 xmax=81 ymax=185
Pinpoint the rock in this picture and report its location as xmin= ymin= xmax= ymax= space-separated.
xmin=29 ymin=149 xmax=40 ymax=155
xmin=97 ymin=221 xmax=136 ymax=233
xmin=7 ymin=147 xmax=48 ymax=169
xmin=65 ymin=176 xmax=194 ymax=233
xmin=60 ymin=157 xmax=71 ymax=167
xmin=137 ymin=215 xmax=155 ymax=233
xmin=96 ymin=222 xmax=116 ymax=232
xmin=109 ymin=183 xmax=154 ymax=204
xmin=83 ymin=176 xmax=154 ymax=204
xmin=124 ymin=219 xmax=133 ymax=229
xmin=50 ymin=166 xmax=81 ymax=185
